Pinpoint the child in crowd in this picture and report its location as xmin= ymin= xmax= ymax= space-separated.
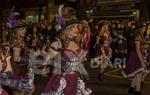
xmin=115 ymin=33 xmax=127 ymax=68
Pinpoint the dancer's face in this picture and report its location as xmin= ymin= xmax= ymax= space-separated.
xmin=17 ymin=27 xmax=27 ymax=37
xmin=78 ymin=24 xmax=83 ymax=32
xmin=70 ymin=24 xmax=79 ymax=37
xmin=83 ymin=21 xmax=88 ymax=28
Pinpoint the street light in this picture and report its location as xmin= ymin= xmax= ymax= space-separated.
xmin=133 ymin=11 xmax=136 ymax=15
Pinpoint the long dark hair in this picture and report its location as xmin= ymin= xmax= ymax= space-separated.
xmin=135 ymin=25 xmax=146 ymax=40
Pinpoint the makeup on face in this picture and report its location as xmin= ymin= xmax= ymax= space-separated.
xmin=70 ymin=24 xmax=79 ymax=37
xmin=17 ymin=27 xmax=27 ymax=37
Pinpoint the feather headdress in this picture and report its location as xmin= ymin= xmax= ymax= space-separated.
xmin=55 ymin=4 xmax=77 ymax=32
xmin=7 ymin=6 xmax=26 ymax=29
xmin=55 ymin=4 xmax=66 ymax=32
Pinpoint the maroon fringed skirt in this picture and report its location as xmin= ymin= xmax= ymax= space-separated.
xmin=122 ymin=52 xmax=144 ymax=77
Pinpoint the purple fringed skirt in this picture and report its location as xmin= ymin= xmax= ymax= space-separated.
xmin=43 ymin=74 xmax=78 ymax=95
xmin=122 ymin=52 xmax=144 ymax=77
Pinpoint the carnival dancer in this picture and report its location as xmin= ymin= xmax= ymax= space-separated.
xmin=93 ymin=22 xmax=112 ymax=54
xmin=0 ymin=7 xmax=35 ymax=94
xmin=12 ymin=37 xmax=25 ymax=78
xmin=0 ymin=42 xmax=12 ymax=95
xmin=98 ymin=22 xmax=112 ymax=45
xmin=91 ymin=37 xmax=112 ymax=81
xmin=99 ymin=39 xmax=112 ymax=81
xmin=11 ymin=36 xmax=35 ymax=95
xmin=92 ymin=23 xmax=112 ymax=80
xmin=0 ymin=41 xmax=34 ymax=95
xmin=91 ymin=24 xmax=103 ymax=66
xmin=42 ymin=21 xmax=92 ymax=95
xmin=122 ymin=25 xmax=147 ymax=95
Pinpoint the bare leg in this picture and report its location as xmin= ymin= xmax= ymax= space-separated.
xmin=100 ymin=68 xmax=104 ymax=74
xmin=129 ymin=73 xmax=139 ymax=94
xmin=98 ymin=62 xmax=107 ymax=80
xmin=131 ymin=76 xmax=137 ymax=88
xmin=135 ymin=73 xmax=142 ymax=92
xmin=98 ymin=65 xmax=104 ymax=80
xmin=142 ymin=72 xmax=147 ymax=82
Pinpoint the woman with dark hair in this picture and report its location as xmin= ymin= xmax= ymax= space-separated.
xmin=11 ymin=27 xmax=35 ymax=95
xmin=0 ymin=42 xmax=12 ymax=95
xmin=0 ymin=41 xmax=35 ymax=95
xmin=122 ymin=25 xmax=147 ymax=95
xmin=92 ymin=22 xmax=110 ymax=57
xmin=91 ymin=23 xmax=112 ymax=80
xmin=90 ymin=24 xmax=100 ymax=58
xmin=96 ymin=22 xmax=112 ymax=46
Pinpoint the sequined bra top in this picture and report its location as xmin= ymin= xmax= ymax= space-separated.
xmin=63 ymin=49 xmax=80 ymax=61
